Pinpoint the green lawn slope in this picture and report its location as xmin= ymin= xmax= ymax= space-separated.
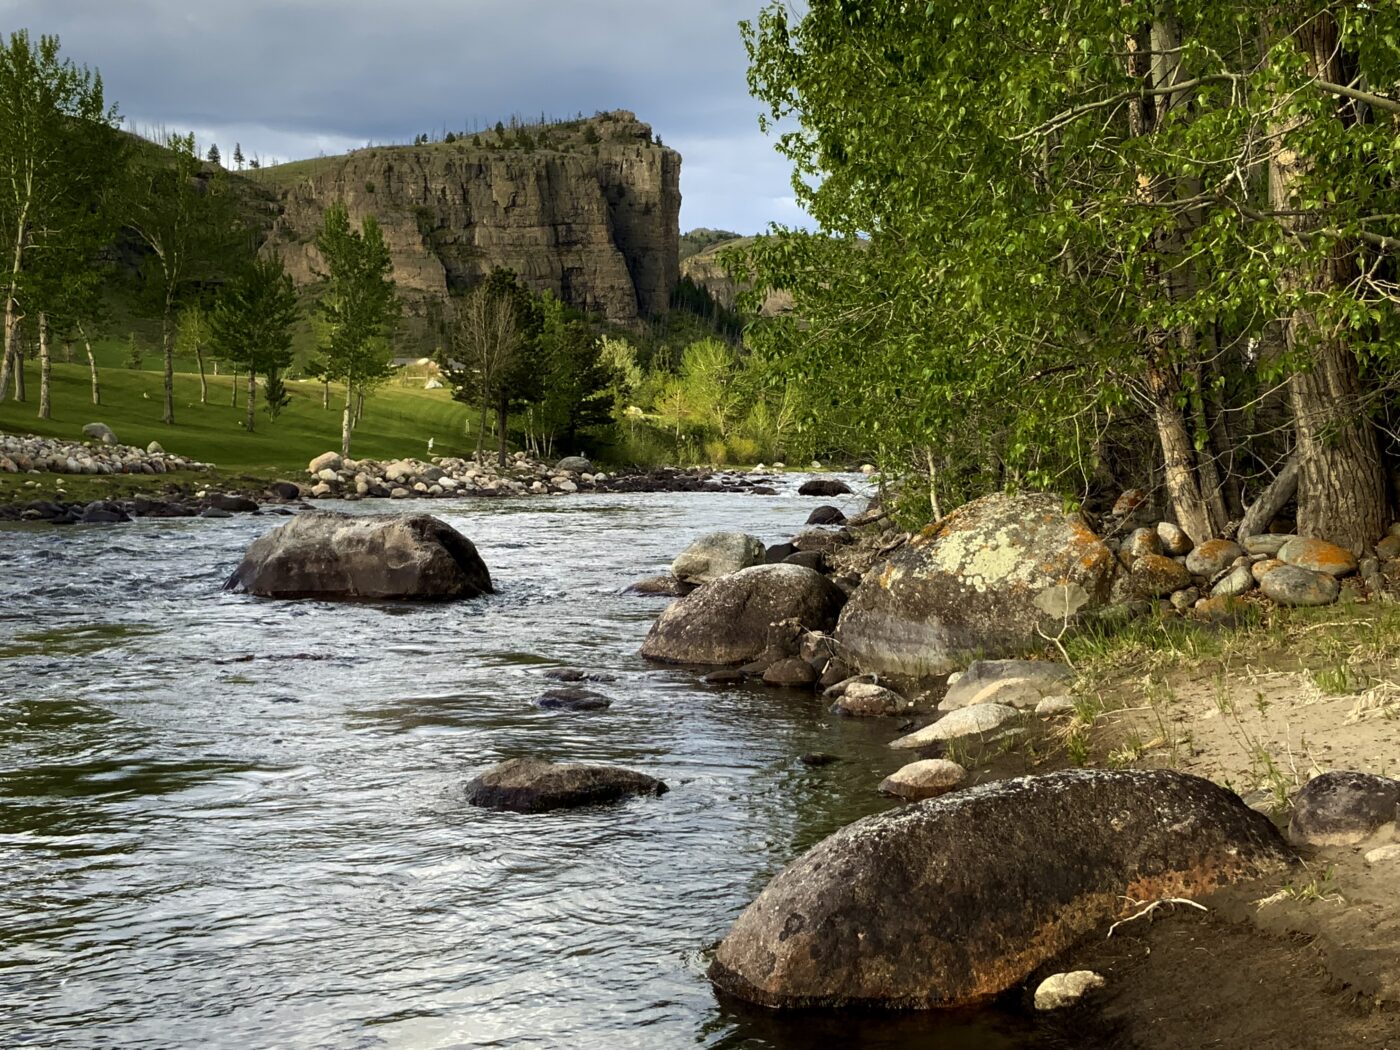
xmin=0 ymin=359 xmax=476 ymax=476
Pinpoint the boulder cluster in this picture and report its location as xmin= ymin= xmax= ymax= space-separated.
xmin=299 ymin=450 xmax=775 ymax=501
xmin=1105 ymin=487 xmax=1396 ymax=612
xmin=0 ymin=428 xmax=210 ymax=478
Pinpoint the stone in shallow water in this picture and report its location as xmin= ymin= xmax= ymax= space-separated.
xmin=879 ymin=759 xmax=967 ymax=800
xmin=889 ymin=703 xmax=1022 ymax=749
xmin=671 ymin=531 xmax=766 ymax=585
xmin=762 ymin=658 xmax=818 ymax=687
xmin=465 ymin=757 xmax=666 ymax=813
xmin=831 ymin=682 xmax=908 ymax=717
xmin=534 ymin=687 xmax=612 ymax=712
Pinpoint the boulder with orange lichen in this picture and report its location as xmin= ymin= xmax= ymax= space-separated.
xmin=708 ymin=769 xmax=1292 ymax=1010
xmin=832 ymin=493 xmax=1119 ymax=679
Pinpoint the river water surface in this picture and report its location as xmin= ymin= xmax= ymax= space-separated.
xmin=1 ymin=478 xmax=1050 ymax=1049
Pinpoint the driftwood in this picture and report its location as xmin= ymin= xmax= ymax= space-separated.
xmin=1236 ymin=457 xmax=1299 ymax=541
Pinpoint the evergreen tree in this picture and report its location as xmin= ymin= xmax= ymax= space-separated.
xmin=124 ymin=333 xmax=141 ymax=369
xmin=233 ymin=142 xmax=243 ymax=170
xmin=207 ymin=142 xmax=220 ymax=165
xmin=209 ymin=254 xmax=298 ymax=433
xmin=263 ymin=367 xmax=290 ymax=420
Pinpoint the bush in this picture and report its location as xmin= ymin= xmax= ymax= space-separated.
xmin=703 ymin=438 xmax=728 ymax=465
xmin=726 ymin=435 xmax=761 ymax=464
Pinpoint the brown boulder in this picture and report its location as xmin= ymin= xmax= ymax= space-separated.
xmin=708 ymin=769 xmax=1290 ymax=1009
xmin=465 ymin=757 xmax=666 ymax=813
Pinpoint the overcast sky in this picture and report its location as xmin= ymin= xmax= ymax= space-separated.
xmin=2 ymin=0 xmax=812 ymax=234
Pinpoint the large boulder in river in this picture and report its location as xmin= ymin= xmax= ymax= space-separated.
xmin=799 ymin=478 xmax=853 ymax=497
xmin=641 ymin=564 xmax=846 ymax=666
xmin=224 ymin=511 xmax=492 ymax=600
xmin=671 ymin=531 xmax=767 ymax=585
xmin=465 ymin=757 xmax=666 ymax=813
xmin=708 ymin=768 xmax=1291 ymax=1009
xmin=834 ymin=493 xmax=1118 ymax=679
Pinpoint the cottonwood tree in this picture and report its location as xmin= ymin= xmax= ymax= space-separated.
xmin=0 ymin=30 xmax=122 ymax=410
xmin=209 ymin=255 xmax=298 ymax=433
xmin=740 ymin=0 xmax=1400 ymax=550
xmin=175 ymin=302 xmax=212 ymax=403
xmin=127 ymin=132 xmax=245 ymax=425
xmin=314 ymin=202 xmax=399 ymax=457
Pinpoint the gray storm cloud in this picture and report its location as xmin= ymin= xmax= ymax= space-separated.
xmin=0 ymin=0 xmax=812 ymax=232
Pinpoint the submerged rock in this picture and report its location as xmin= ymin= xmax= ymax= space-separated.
xmin=708 ymin=769 xmax=1291 ymax=1009
xmin=534 ymin=687 xmax=613 ymax=711
xmin=224 ymin=511 xmax=493 ymax=601
xmin=834 ymin=493 xmax=1117 ymax=679
xmin=640 ymin=564 xmax=846 ymax=666
xmin=465 ymin=757 xmax=666 ymax=813
xmin=830 ymin=682 xmax=909 ymax=717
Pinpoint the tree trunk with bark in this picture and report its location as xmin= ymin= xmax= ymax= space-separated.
xmin=341 ymin=383 xmax=354 ymax=458
xmin=80 ymin=323 xmax=100 ymax=405
xmin=37 ymin=311 xmax=50 ymax=419
xmin=245 ymin=369 xmax=257 ymax=432
xmin=196 ymin=343 xmax=208 ymax=403
xmin=1147 ymin=362 xmax=1214 ymax=545
xmin=161 ymin=295 xmax=175 ymax=424
xmin=496 ymin=396 xmax=509 ymax=467
xmin=1269 ymin=11 xmax=1387 ymax=551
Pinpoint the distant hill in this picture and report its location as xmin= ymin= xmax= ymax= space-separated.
xmin=678 ymin=235 xmax=792 ymax=316
xmin=679 ymin=227 xmax=743 ymax=261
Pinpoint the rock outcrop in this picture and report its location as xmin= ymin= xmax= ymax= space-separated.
xmin=708 ymin=769 xmax=1291 ymax=1009
xmin=834 ymin=493 xmax=1119 ymax=679
xmin=257 ymin=112 xmax=679 ymax=325
xmin=224 ymin=511 xmax=493 ymax=600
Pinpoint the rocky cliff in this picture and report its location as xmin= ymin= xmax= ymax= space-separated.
xmin=253 ymin=112 xmax=680 ymax=326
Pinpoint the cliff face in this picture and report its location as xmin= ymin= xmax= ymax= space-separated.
xmin=680 ymin=236 xmax=793 ymax=317
xmin=257 ymin=113 xmax=680 ymax=325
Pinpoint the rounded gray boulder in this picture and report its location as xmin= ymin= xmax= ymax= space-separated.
xmin=671 ymin=531 xmax=767 ymax=585
xmin=641 ymin=563 xmax=847 ymax=666
xmin=1288 ymin=770 xmax=1400 ymax=847
xmin=224 ymin=511 xmax=493 ymax=601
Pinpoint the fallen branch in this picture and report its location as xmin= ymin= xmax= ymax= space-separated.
xmin=1107 ymin=896 xmax=1208 ymax=937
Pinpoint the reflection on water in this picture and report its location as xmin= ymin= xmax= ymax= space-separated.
xmin=1 ymin=482 xmax=1052 ymax=1048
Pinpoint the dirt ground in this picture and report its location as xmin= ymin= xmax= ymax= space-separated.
xmin=1042 ymin=605 xmax=1400 ymax=1045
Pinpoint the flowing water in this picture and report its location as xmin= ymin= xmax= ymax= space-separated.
xmin=0 ymin=479 xmax=1050 ymax=1049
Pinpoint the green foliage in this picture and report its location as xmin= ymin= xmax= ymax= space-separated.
xmin=206 ymin=142 xmax=219 ymax=165
xmin=124 ymin=333 xmax=141 ymax=369
xmin=738 ymin=1 xmax=1400 ymax=529
xmin=263 ymin=367 xmax=290 ymax=420
xmin=526 ymin=294 xmax=613 ymax=455
xmin=210 ymin=254 xmax=299 ymax=431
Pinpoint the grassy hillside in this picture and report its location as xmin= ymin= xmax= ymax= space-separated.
xmin=0 ymin=359 xmax=476 ymax=475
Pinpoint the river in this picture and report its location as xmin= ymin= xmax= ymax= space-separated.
xmin=0 ymin=478 xmax=1049 ymax=1048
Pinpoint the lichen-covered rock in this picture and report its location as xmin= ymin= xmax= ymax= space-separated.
xmin=834 ymin=493 xmax=1118 ymax=679
xmin=1131 ymin=553 xmax=1192 ymax=598
xmin=1120 ymin=527 xmax=1163 ymax=565
xmin=465 ymin=757 xmax=666 ymax=813
xmin=1156 ymin=521 xmax=1194 ymax=556
xmin=223 ymin=511 xmax=493 ymax=600
xmin=1278 ymin=537 xmax=1359 ymax=578
xmin=879 ymin=759 xmax=967 ymax=800
xmin=1259 ymin=565 xmax=1340 ymax=607
xmin=708 ymin=769 xmax=1291 ymax=1010
xmin=671 ymin=531 xmax=767 ymax=585
xmin=1288 ymin=771 xmax=1400 ymax=847
xmin=1211 ymin=565 xmax=1256 ymax=598
xmin=640 ymin=564 xmax=846 ymax=666
xmin=1185 ymin=539 xmax=1244 ymax=578
xmin=1252 ymin=558 xmax=1284 ymax=582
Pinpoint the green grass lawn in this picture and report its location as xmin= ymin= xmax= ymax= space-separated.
xmin=0 ymin=358 xmax=477 ymax=478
